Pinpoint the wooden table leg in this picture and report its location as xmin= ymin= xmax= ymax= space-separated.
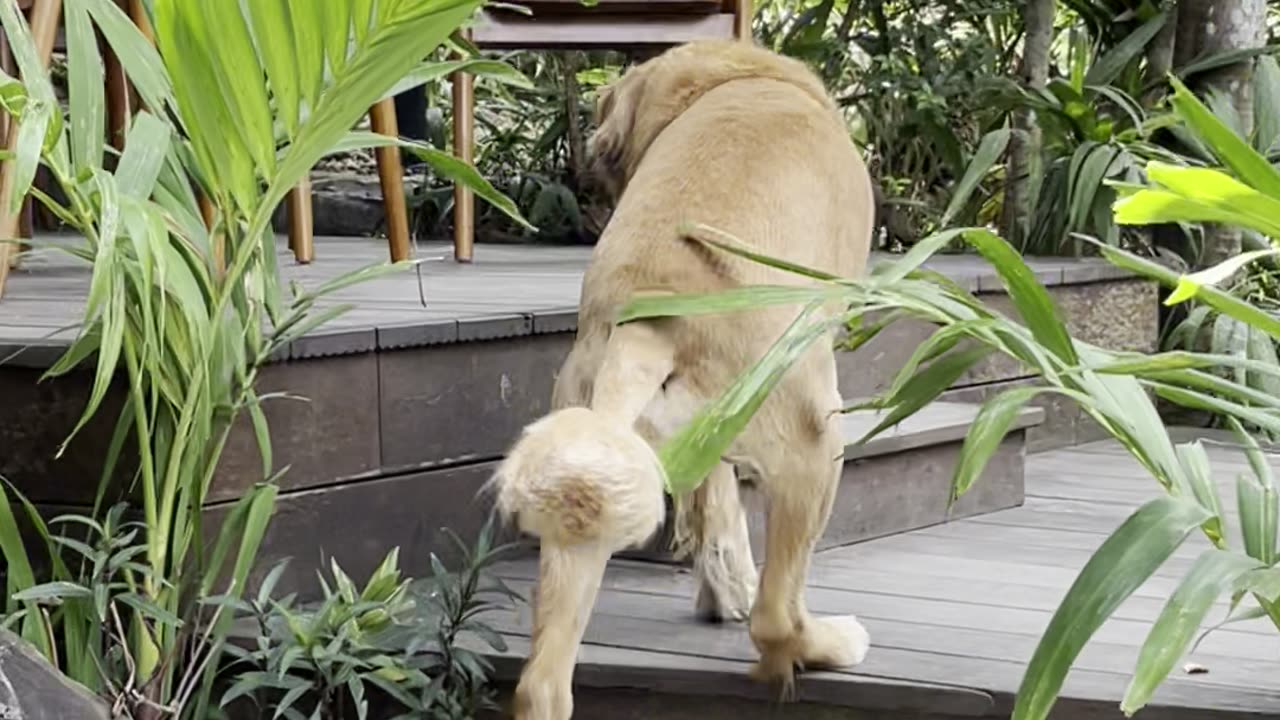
xmin=451 ymin=69 xmax=475 ymax=263
xmin=0 ymin=0 xmax=63 ymax=299
xmin=369 ymin=97 xmax=411 ymax=263
xmin=287 ymin=182 xmax=313 ymax=264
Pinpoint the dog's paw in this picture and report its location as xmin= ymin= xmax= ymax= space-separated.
xmin=695 ymin=574 xmax=754 ymax=623
xmin=692 ymin=543 xmax=758 ymax=623
xmin=801 ymin=614 xmax=871 ymax=669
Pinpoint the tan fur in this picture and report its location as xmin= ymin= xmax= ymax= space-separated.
xmin=490 ymin=39 xmax=876 ymax=720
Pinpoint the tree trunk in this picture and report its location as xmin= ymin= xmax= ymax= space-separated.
xmin=1000 ymin=0 xmax=1054 ymax=247
xmin=1145 ymin=2 xmax=1178 ymax=101
xmin=1174 ymin=0 xmax=1267 ymax=267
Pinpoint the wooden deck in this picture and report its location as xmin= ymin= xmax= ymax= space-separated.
xmin=477 ymin=437 xmax=1280 ymax=719
xmin=0 ymin=235 xmax=1135 ymax=365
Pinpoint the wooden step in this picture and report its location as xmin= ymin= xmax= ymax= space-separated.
xmin=625 ymin=400 xmax=1044 ymax=562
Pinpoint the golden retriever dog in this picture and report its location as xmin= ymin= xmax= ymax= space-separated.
xmin=489 ymin=39 xmax=877 ymax=720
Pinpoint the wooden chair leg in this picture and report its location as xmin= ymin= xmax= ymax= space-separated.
xmin=18 ymin=194 xmax=32 ymax=240
xmin=735 ymin=0 xmax=752 ymax=40
xmin=287 ymin=181 xmax=314 ymax=264
xmin=105 ymin=2 xmax=133 ymax=152
xmin=451 ymin=69 xmax=475 ymax=263
xmin=0 ymin=0 xmax=63 ymax=299
xmin=369 ymin=98 xmax=411 ymax=263
xmin=127 ymin=0 xmax=152 ymax=42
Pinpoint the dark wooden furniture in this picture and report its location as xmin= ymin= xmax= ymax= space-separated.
xmin=448 ymin=0 xmax=752 ymax=262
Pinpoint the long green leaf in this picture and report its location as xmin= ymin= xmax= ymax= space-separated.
xmin=1166 ymin=249 xmax=1280 ymax=305
xmin=115 ymin=112 xmax=171 ymax=199
xmin=1174 ymin=442 xmax=1226 ymax=545
xmin=7 ymin=98 xmax=52 ymax=213
xmin=338 ymin=133 xmax=532 ymax=230
xmin=198 ymin=0 xmax=275 ymax=176
xmin=618 ymin=285 xmax=851 ymax=325
xmin=1086 ymin=11 xmax=1166 ymax=87
xmin=1122 ymin=549 xmax=1263 ymax=715
xmin=1237 ymin=472 xmax=1278 ymax=565
xmin=79 ymin=0 xmax=176 ymax=116
xmin=1255 ymin=55 xmax=1280 ymax=155
xmin=246 ymin=0 xmax=300 ymax=138
xmin=381 ymin=57 xmax=533 ymax=101
xmin=952 ymin=386 xmax=1090 ymax=501
xmin=1067 ymin=144 xmax=1117 ymax=236
xmin=871 ymin=228 xmax=967 ymax=285
xmin=1097 ymin=244 xmax=1280 ymax=341
xmin=1013 ymin=496 xmax=1211 ymax=720
xmin=65 ymin=0 xmax=106 ymax=171
xmin=659 ymin=306 xmax=832 ymax=495
xmin=964 ymin=229 xmax=1078 ymax=364
xmin=859 ymin=344 xmax=994 ymax=444
xmin=0 ymin=483 xmax=50 ymax=656
xmin=1167 ymin=75 xmax=1280 ymax=199
xmin=288 ymin=0 xmax=326 ymax=110
xmin=942 ymin=129 xmax=1011 ymax=226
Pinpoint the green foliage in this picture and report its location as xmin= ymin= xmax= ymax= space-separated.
xmin=1118 ymin=72 xmax=1280 ymax=437
xmin=402 ymin=49 xmax=618 ymax=244
xmin=755 ymin=0 xmax=1021 ymax=246
xmin=621 ymin=72 xmax=1280 ymax=720
xmin=0 ymin=1 xmax=525 ymax=717
xmin=625 ymin=221 xmax=1280 ymax=719
xmin=219 ymin=523 xmax=522 ymax=720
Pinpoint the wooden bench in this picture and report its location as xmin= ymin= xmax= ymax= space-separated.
xmin=449 ymin=0 xmax=752 ymax=262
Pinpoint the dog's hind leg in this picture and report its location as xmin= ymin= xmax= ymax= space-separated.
xmin=494 ymin=322 xmax=676 ymax=720
xmin=675 ymin=462 xmax=758 ymax=623
xmin=746 ymin=357 xmax=870 ymax=694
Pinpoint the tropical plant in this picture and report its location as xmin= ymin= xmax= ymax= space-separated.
xmin=0 ymin=1 xmax=525 ymax=717
xmin=393 ymin=46 xmax=621 ymax=245
xmin=219 ymin=522 xmax=521 ymax=720
xmin=1146 ymin=55 xmax=1280 ymax=434
xmin=615 ymin=73 xmax=1280 ymax=720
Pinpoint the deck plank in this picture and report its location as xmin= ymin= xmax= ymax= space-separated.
xmin=0 ymin=235 xmax=1133 ymax=359
xmin=482 ymin=439 xmax=1280 ymax=717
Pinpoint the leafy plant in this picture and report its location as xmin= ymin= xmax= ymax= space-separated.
xmin=617 ymin=69 xmax=1280 ymax=720
xmin=1155 ymin=56 xmax=1280 ymax=434
xmin=219 ymin=522 xmax=522 ymax=720
xmin=0 ymin=0 xmax=525 ymax=717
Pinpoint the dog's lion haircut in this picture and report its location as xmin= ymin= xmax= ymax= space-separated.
xmin=489 ymin=39 xmax=877 ymax=720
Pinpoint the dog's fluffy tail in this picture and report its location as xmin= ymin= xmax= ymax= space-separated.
xmin=491 ymin=321 xmax=674 ymax=551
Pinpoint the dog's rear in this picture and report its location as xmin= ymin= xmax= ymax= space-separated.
xmin=490 ymin=40 xmax=876 ymax=720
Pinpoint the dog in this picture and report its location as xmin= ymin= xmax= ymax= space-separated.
xmin=489 ymin=39 xmax=877 ymax=720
